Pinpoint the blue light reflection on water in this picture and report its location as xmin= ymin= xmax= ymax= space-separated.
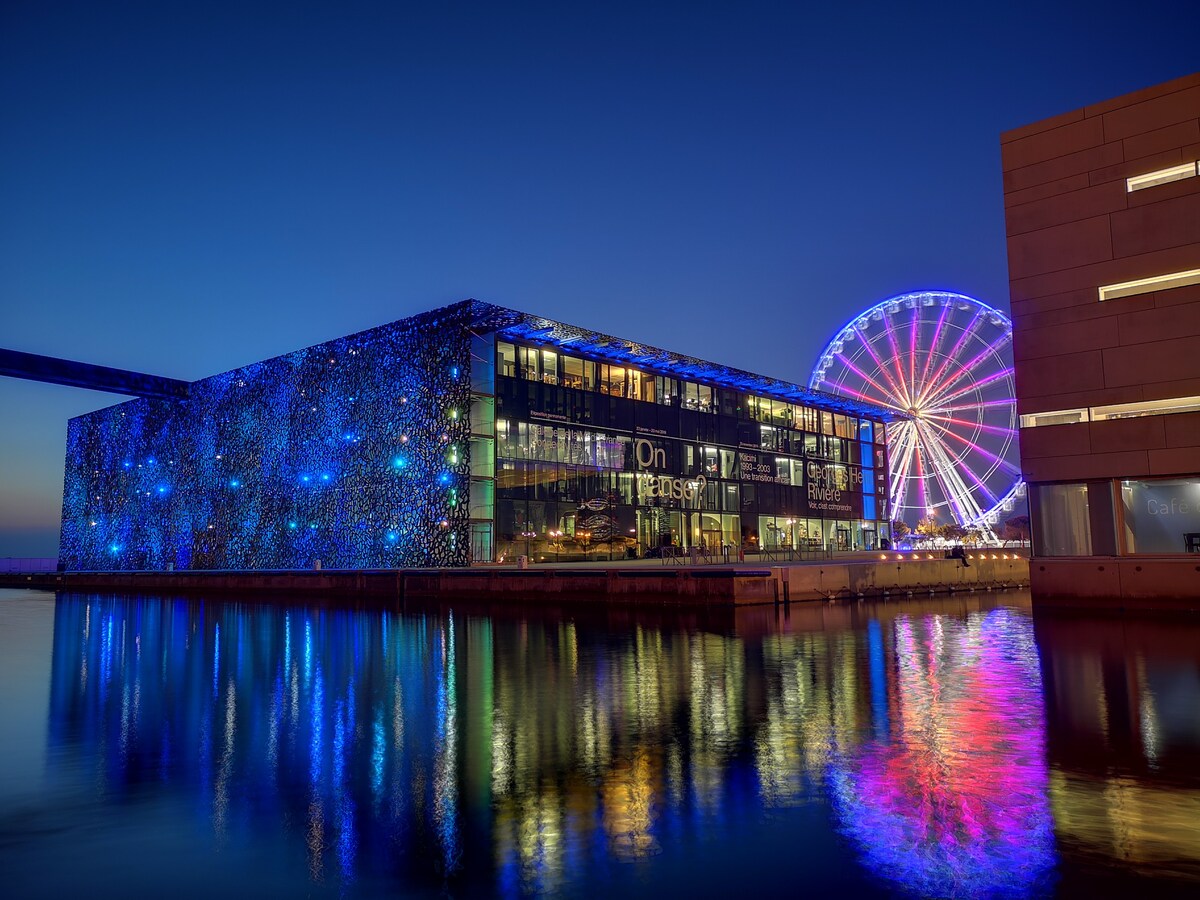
xmin=3 ymin=590 xmax=1200 ymax=897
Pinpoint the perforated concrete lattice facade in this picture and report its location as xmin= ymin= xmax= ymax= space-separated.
xmin=61 ymin=300 xmax=894 ymax=571
xmin=62 ymin=303 xmax=477 ymax=570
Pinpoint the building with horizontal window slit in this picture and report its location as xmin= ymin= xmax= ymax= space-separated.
xmin=1002 ymin=72 xmax=1200 ymax=603
xmin=60 ymin=301 xmax=893 ymax=570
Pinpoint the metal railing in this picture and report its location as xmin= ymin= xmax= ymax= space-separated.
xmin=657 ymin=546 xmax=727 ymax=566
xmin=653 ymin=544 xmax=845 ymax=566
xmin=0 ymin=557 xmax=59 ymax=573
xmin=756 ymin=544 xmax=834 ymax=562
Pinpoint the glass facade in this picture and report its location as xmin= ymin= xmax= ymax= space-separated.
xmin=1031 ymin=477 xmax=1200 ymax=558
xmin=1120 ymin=478 xmax=1200 ymax=554
xmin=489 ymin=339 xmax=889 ymax=562
xmin=1031 ymin=483 xmax=1092 ymax=557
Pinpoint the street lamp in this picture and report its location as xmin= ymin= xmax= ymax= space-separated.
xmin=549 ymin=529 xmax=562 ymax=563
xmin=520 ymin=530 xmax=536 ymax=561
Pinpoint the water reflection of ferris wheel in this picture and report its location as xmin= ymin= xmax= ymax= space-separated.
xmin=809 ymin=291 xmax=1024 ymax=532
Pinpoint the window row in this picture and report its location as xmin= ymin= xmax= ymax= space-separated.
xmin=494 ymin=460 xmax=880 ymax=517
xmin=495 ymin=340 xmax=884 ymax=440
xmin=493 ymin=500 xmax=886 ymax=558
xmin=495 ymin=379 xmax=889 ymax=457
xmin=1019 ymin=394 xmax=1200 ymax=428
xmin=495 ymin=418 xmax=884 ymax=473
xmin=755 ymin=516 xmax=885 ymax=552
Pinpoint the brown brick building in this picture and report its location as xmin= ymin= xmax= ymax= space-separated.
xmin=1002 ymin=73 xmax=1200 ymax=604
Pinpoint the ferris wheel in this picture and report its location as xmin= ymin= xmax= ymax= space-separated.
xmin=808 ymin=291 xmax=1024 ymax=533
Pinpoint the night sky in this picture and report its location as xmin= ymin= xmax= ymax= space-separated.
xmin=1 ymin=1 xmax=1195 ymax=557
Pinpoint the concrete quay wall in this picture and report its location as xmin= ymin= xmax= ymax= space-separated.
xmin=775 ymin=556 xmax=1029 ymax=601
xmin=1030 ymin=557 xmax=1200 ymax=611
xmin=0 ymin=557 xmax=1028 ymax=606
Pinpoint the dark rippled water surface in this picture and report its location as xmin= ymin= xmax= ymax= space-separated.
xmin=1 ymin=588 xmax=1198 ymax=898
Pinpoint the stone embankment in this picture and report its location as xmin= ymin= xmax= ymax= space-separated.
xmin=1 ymin=554 xmax=1028 ymax=606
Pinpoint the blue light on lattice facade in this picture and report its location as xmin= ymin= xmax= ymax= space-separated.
xmin=61 ymin=303 xmax=477 ymax=570
xmin=60 ymin=299 xmax=894 ymax=571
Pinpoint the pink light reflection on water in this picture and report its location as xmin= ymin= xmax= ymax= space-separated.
xmin=830 ymin=608 xmax=1056 ymax=897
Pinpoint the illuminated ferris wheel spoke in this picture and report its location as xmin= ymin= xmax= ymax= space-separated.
xmin=912 ymin=422 xmax=988 ymax=520
xmin=915 ymin=420 xmax=990 ymax=521
xmin=913 ymin=422 xmax=931 ymax=514
xmin=889 ymin=423 xmax=919 ymax=514
xmin=849 ymin=321 xmax=902 ymax=400
xmin=937 ymin=442 xmax=994 ymax=521
xmin=880 ymin=315 xmax=915 ymax=408
xmin=920 ymin=311 xmax=986 ymax=397
xmin=887 ymin=424 xmax=914 ymax=500
xmin=925 ymin=415 xmax=1020 ymax=487
xmin=922 ymin=413 xmax=1017 ymax=440
xmin=913 ymin=422 xmax=969 ymax=517
xmin=930 ymin=422 xmax=1022 ymax=474
xmin=926 ymin=365 xmax=1014 ymax=411
xmin=850 ymin=324 xmax=910 ymax=402
xmin=909 ymin=312 xmax=921 ymax=402
xmin=915 ymin=302 xmax=954 ymax=396
xmin=926 ymin=361 xmax=1014 ymax=409
xmin=937 ymin=398 xmax=1017 ymax=414
xmin=809 ymin=291 xmax=1023 ymax=534
xmin=919 ymin=418 xmax=1012 ymax=500
xmin=919 ymin=332 xmax=1013 ymax=407
xmin=832 ymin=354 xmax=907 ymax=410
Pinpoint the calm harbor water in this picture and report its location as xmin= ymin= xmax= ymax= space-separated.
xmin=1 ymin=588 xmax=1198 ymax=898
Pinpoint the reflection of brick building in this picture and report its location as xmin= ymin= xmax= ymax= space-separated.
xmin=1002 ymin=74 xmax=1200 ymax=605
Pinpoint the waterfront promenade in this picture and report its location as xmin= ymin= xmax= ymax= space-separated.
xmin=0 ymin=550 xmax=1030 ymax=606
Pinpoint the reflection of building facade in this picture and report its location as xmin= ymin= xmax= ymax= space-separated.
xmin=60 ymin=301 xmax=891 ymax=569
xmin=44 ymin=592 xmax=1071 ymax=897
xmin=1035 ymin=613 xmax=1200 ymax=882
xmin=1002 ymin=74 xmax=1200 ymax=601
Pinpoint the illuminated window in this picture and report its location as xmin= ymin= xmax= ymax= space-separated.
xmin=1032 ymin=483 xmax=1092 ymax=556
xmin=1019 ymin=396 xmax=1200 ymax=428
xmin=1019 ymin=409 xmax=1089 ymax=428
xmin=1120 ymin=478 xmax=1200 ymax=553
xmin=1098 ymin=268 xmax=1200 ymax=302
xmin=496 ymin=341 xmax=516 ymax=377
xmin=1125 ymin=161 xmax=1197 ymax=192
xmin=1092 ymin=395 xmax=1200 ymax=421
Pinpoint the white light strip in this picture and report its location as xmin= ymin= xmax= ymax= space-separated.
xmin=1019 ymin=395 xmax=1200 ymax=428
xmin=1098 ymin=268 xmax=1200 ymax=302
xmin=1019 ymin=409 xmax=1089 ymax=429
xmin=1125 ymin=161 xmax=1198 ymax=192
xmin=1093 ymin=395 xmax=1200 ymax=421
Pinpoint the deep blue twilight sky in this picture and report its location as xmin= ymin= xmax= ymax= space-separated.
xmin=1 ymin=1 xmax=1196 ymax=556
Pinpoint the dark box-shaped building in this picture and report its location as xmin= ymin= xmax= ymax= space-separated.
xmin=61 ymin=301 xmax=892 ymax=569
